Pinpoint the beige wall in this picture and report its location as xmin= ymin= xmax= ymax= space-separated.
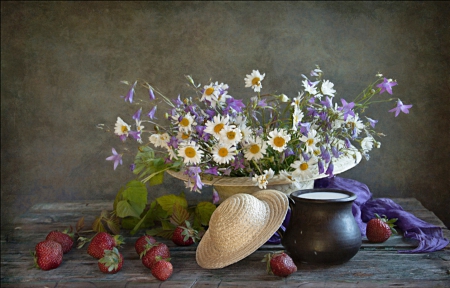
xmin=1 ymin=2 xmax=449 ymax=228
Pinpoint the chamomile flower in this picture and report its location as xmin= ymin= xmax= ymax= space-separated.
xmin=114 ymin=117 xmax=131 ymax=138
xmin=219 ymin=125 xmax=242 ymax=145
xmin=149 ymin=133 xmax=170 ymax=148
xmin=212 ymin=143 xmax=236 ymax=164
xmin=244 ymin=70 xmax=265 ymax=92
xmin=176 ymin=112 xmax=196 ymax=133
xmin=299 ymin=129 xmax=319 ymax=154
xmin=267 ymin=128 xmax=291 ymax=152
xmin=361 ymin=136 xmax=375 ymax=152
xmin=178 ymin=141 xmax=203 ymax=165
xmin=238 ymin=124 xmax=253 ymax=143
xmin=201 ymin=83 xmax=220 ymax=106
xmin=244 ymin=136 xmax=267 ymax=160
xmin=346 ymin=114 xmax=364 ymax=138
xmin=279 ymin=170 xmax=295 ymax=182
xmin=252 ymin=168 xmax=274 ymax=189
xmin=165 ymin=146 xmax=179 ymax=160
xmin=204 ymin=114 xmax=230 ymax=139
xmin=302 ymin=79 xmax=318 ymax=95
xmin=320 ymin=80 xmax=336 ymax=97
xmin=292 ymin=109 xmax=304 ymax=130
xmin=290 ymin=156 xmax=318 ymax=181
xmin=176 ymin=130 xmax=192 ymax=142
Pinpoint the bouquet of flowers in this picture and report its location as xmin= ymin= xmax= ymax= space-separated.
xmin=103 ymin=66 xmax=412 ymax=193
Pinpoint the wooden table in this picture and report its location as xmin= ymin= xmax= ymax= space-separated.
xmin=1 ymin=198 xmax=449 ymax=287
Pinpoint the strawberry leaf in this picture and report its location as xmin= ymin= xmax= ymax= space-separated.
xmin=156 ymin=194 xmax=187 ymax=215
xmin=195 ymin=201 xmax=216 ymax=226
xmin=76 ymin=217 xmax=85 ymax=233
xmin=170 ymin=203 xmax=190 ymax=226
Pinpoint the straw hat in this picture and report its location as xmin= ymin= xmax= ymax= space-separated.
xmin=196 ymin=189 xmax=289 ymax=269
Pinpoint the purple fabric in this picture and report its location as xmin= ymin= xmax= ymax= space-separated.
xmin=267 ymin=176 xmax=449 ymax=253
xmin=315 ymin=177 xmax=449 ymax=253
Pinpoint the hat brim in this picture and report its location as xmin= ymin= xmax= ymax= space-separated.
xmin=196 ymin=189 xmax=288 ymax=269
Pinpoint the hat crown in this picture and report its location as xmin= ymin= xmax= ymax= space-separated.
xmin=209 ymin=194 xmax=268 ymax=252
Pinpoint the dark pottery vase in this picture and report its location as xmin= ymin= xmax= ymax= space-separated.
xmin=281 ymin=188 xmax=361 ymax=264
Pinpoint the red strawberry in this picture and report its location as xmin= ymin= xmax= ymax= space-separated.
xmin=366 ymin=214 xmax=397 ymax=243
xmin=46 ymin=229 xmax=74 ymax=254
xmin=172 ymin=220 xmax=199 ymax=246
xmin=135 ymin=235 xmax=156 ymax=256
xmin=151 ymin=257 xmax=173 ymax=281
xmin=262 ymin=251 xmax=297 ymax=277
xmin=98 ymin=247 xmax=123 ymax=274
xmin=142 ymin=242 xmax=170 ymax=269
xmin=33 ymin=240 xmax=63 ymax=271
xmin=87 ymin=232 xmax=124 ymax=259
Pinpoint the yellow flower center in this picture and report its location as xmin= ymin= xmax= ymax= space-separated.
xmin=121 ymin=126 xmax=128 ymax=133
xmin=273 ymin=136 xmax=286 ymax=148
xmin=300 ymin=163 xmax=309 ymax=171
xmin=180 ymin=118 xmax=190 ymax=127
xmin=250 ymin=144 xmax=260 ymax=154
xmin=252 ymin=77 xmax=260 ymax=86
xmin=214 ymin=123 xmax=224 ymax=134
xmin=205 ymin=87 xmax=214 ymax=96
xmin=181 ymin=133 xmax=190 ymax=140
xmin=313 ymin=149 xmax=321 ymax=156
xmin=184 ymin=147 xmax=197 ymax=158
xmin=218 ymin=147 xmax=229 ymax=157
xmin=226 ymin=131 xmax=236 ymax=140
xmin=307 ymin=139 xmax=314 ymax=146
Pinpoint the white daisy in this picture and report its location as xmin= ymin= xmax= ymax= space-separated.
xmin=212 ymin=143 xmax=236 ymax=164
xmin=176 ymin=112 xmax=196 ymax=133
xmin=244 ymin=70 xmax=265 ymax=92
xmin=252 ymin=168 xmax=274 ymax=189
xmin=114 ymin=117 xmax=131 ymax=137
xmin=238 ymin=124 xmax=253 ymax=143
xmin=149 ymin=133 xmax=170 ymax=148
xmin=165 ymin=146 xmax=179 ymax=160
xmin=177 ymin=141 xmax=203 ymax=165
xmin=302 ymin=79 xmax=318 ymax=95
xmin=291 ymin=92 xmax=304 ymax=108
xmin=291 ymin=109 xmax=304 ymax=131
xmin=201 ymin=83 xmax=220 ymax=107
xmin=176 ymin=130 xmax=192 ymax=142
xmin=267 ymin=128 xmax=291 ymax=152
xmin=299 ymin=129 xmax=319 ymax=153
xmin=361 ymin=137 xmax=374 ymax=152
xmin=290 ymin=156 xmax=318 ymax=181
xmin=244 ymin=136 xmax=267 ymax=161
xmin=204 ymin=114 xmax=230 ymax=139
xmin=279 ymin=170 xmax=295 ymax=182
xmin=346 ymin=114 xmax=364 ymax=137
xmin=219 ymin=126 xmax=242 ymax=145
xmin=321 ymin=80 xmax=336 ymax=97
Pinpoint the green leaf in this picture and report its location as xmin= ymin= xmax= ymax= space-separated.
xmin=121 ymin=216 xmax=141 ymax=230
xmin=195 ymin=201 xmax=217 ymax=226
xmin=146 ymin=227 xmax=174 ymax=239
xmin=116 ymin=200 xmax=142 ymax=218
xmin=148 ymin=170 xmax=165 ymax=186
xmin=170 ymin=203 xmax=190 ymax=226
xmin=156 ymin=194 xmax=187 ymax=215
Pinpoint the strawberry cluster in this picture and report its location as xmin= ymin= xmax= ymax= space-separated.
xmin=33 ymin=228 xmax=74 ymax=270
xmin=136 ymin=235 xmax=173 ymax=281
xmin=86 ymin=232 xmax=125 ymax=274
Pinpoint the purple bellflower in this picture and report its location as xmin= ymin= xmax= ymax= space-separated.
xmin=123 ymin=81 xmax=136 ymax=103
xmin=147 ymin=106 xmax=157 ymax=119
xmin=376 ymin=78 xmax=397 ymax=95
xmin=326 ymin=162 xmax=334 ymax=178
xmin=389 ymin=99 xmax=413 ymax=117
xmin=338 ymin=99 xmax=355 ymax=121
xmin=149 ymin=87 xmax=155 ymax=100
xmin=366 ymin=117 xmax=378 ymax=128
xmin=133 ymin=108 xmax=142 ymax=120
xmin=106 ymin=148 xmax=123 ymax=170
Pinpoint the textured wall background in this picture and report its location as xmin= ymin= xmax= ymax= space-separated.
xmin=2 ymin=1 xmax=449 ymax=228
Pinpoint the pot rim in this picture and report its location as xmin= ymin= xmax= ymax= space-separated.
xmin=289 ymin=188 xmax=357 ymax=203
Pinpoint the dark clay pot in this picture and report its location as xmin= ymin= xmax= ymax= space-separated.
xmin=281 ymin=188 xmax=361 ymax=264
